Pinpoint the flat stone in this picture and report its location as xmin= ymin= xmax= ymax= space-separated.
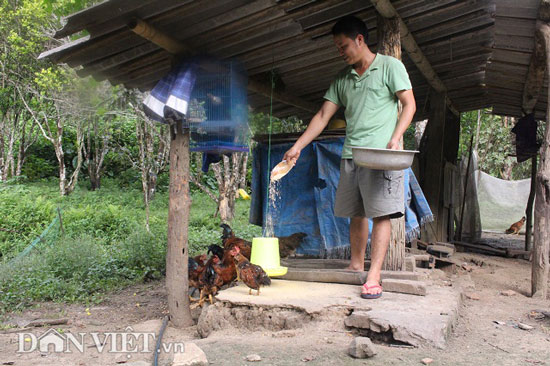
xmin=382 ymin=279 xmax=427 ymax=296
xmin=172 ymin=343 xmax=208 ymax=366
xmin=500 ymin=290 xmax=517 ymax=296
xmin=344 ymin=286 xmax=461 ymax=349
xmin=518 ymin=323 xmax=534 ymax=331
xmin=245 ymin=354 xmax=262 ymax=362
xmin=348 ymin=337 xmax=377 ymax=358
xmin=464 ymin=292 xmax=480 ymax=300
xmin=126 ymin=362 xmax=149 ymax=366
xmin=131 ymin=319 xmax=163 ymax=333
xmin=421 ymin=357 xmax=434 ymax=364
xmin=214 ymin=280 xmax=461 ymax=348
xmin=404 ymin=257 xmax=416 ymax=272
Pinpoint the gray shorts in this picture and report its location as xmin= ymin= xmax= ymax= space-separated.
xmin=334 ymin=159 xmax=405 ymax=219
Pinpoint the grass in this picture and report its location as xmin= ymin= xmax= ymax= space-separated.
xmin=0 ymin=178 xmax=261 ymax=314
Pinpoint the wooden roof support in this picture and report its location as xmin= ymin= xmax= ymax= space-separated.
xmin=369 ymin=0 xmax=459 ymax=116
xmin=522 ymin=1 xmax=550 ymax=114
xmin=529 ymin=0 xmax=550 ymax=300
xmin=128 ymin=18 xmax=319 ymax=114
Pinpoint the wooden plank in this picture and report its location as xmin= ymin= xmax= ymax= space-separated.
xmin=490 ymin=49 xmax=533 ymax=66
xmin=406 ymin=0 xmax=493 ymax=33
xmin=414 ymin=10 xmax=494 ymax=45
xmin=494 ymin=34 xmax=535 ymax=53
xmin=494 ymin=17 xmax=537 ymax=38
xmin=298 ymin=0 xmax=372 ymax=30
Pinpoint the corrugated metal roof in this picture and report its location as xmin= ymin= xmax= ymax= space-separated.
xmin=39 ymin=0 xmax=545 ymax=121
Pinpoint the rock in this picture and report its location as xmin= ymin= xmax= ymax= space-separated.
xmin=115 ymin=353 xmax=130 ymax=363
xmin=421 ymin=358 xmax=433 ymax=365
xmin=244 ymin=354 xmax=262 ymax=362
xmin=126 ymin=362 xmax=149 ymax=366
xmin=348 ymin=337 xmax=377 ymax=359
xmin=493 ymin=321 xmax=506 ymax=326
xmin=518 ymin=323 xmax=534 ymax=331
xmin=464 ymin=292 xmax=480 ymax=300
xmin=500 ymin=290 xmax=517 ymax=296
xmin=172 ymin=343 xmax=208 ymax=366
xmin=131 ymin=319 xmax=163 ymax=333
xmin=382 ymin=279 xmax=427 ymax=296
xmin=461 ymin=263 xmax=473 ymax=272
xmin=404 ymin=256 xmax=416 ymax=272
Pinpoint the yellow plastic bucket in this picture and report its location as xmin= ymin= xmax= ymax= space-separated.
xmin=250 ymin=237 xmax=288 ymax=277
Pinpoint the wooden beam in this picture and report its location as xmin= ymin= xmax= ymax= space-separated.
xmin=523 ymin=0 xmax=550 ymax=113
xmin=370 ymin=0 xmax=459 ymax=116
xmin=128 ymin=18 xmax=319 ymax=114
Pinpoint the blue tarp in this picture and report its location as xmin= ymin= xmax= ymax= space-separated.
xmin=250 ymin=139 xmax=351 ymax=257
xmin=250 ymin=138 xmax=433 ymax=258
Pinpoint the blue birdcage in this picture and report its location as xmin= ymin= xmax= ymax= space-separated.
xmin=188 ymin=59 xmax=249 ymax=154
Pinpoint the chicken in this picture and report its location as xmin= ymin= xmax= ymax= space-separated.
xmin=207 ymin=244 xmax=224 ymax=261
xmin=230 ymin=246 xmax=271 ymax=295
xmin=188 ymin=254 xmax=207 ymax=297
xmin=197 ymin=255 xmax=224 ymax=306
xmin=220 ymin=223 xmax=252 ymax=259
xmin=505 ymin=216 xmax=526 ymax=234
xmin=278 ymin=232 xmax=307 ymax=258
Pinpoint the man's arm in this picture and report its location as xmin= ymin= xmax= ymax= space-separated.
xmin=283 ymin=100 xmax=339 ymax=164
xmin=387 ymin=89 xmax=416 ymax=150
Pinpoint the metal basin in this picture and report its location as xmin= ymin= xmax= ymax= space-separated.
xmin=352 ymin=147 xmax=418 ymax=170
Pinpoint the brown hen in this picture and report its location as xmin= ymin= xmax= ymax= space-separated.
xmin=505 ymin=216 xmax=525 ymax=235
xmin=230 ymin=246 xmax=271 ymax=295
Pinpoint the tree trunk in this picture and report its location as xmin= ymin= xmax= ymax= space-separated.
xmin=377 ymin=14 xmax=405 ymax=271
xmin=531 ymin=30 xmax=550 ymax=299
xmin=166 ymin=123 xmax=193 ymax=327
xmin=66 ymin=122 xmax=84 ymax=195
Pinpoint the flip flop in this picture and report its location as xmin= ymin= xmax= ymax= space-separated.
xmin=361 ymin=283 xmax=383 ymax=299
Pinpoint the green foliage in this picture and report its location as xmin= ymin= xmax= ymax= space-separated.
xmin=249 ymin=112 xmax=306 ymax=137
xmin=458 ymin=109 xmax=536 ymax=180
xmin=0 ymin=180 xmax=261 ymax=314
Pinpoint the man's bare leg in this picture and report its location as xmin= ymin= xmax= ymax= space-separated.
xmin=363 ymin=216 xmax=391 ymax=296
xmin=346 ymin=217 xmax=369 ymax=271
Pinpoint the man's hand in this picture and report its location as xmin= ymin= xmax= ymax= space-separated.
xmin=386 ymin=138 xmax=401 ymax=150
xmin=283 ymin=145 xmax=301 ymax=165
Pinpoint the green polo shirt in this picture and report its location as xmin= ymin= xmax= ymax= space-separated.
xmin=323 ymin=54 xmax=412 ymax=159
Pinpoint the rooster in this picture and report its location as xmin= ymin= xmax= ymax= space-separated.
xmin=196 ymin=255 xmax=224 ymax=306
xmin=229 ymin=246 xmax=271 ymax=295
xmin=220 ymin=223 xmax=252 ymax=259
xmin=505 ymin=216 xmax=525 ymax=235
xmin=188 ymin=254 xmax=207 ymax=299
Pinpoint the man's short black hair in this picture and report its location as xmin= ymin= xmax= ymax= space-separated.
xmin=331 ymin=15 xmax=369 ymax=43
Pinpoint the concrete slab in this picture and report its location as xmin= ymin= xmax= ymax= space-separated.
xmin=215 ymin=280 xmax=371 ymax=314
xmin=207 ymin=279 xmax=462 ymax=348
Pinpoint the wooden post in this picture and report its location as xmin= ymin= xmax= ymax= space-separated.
xmin=532 ymin=26 xmax=550 ymax=298
xmin=525 ymin=155 xmax=537 ymax=252
xmin=166 ymin=122 xmax=193 ymax=327
xmin=419 ymin=89 xmax=447 ymax=242
xmin=376 ymin=14 xmax=405 ymax=271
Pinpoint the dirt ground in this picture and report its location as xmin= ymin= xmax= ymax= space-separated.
xmin=1 ymin=250 xmax=549 ymax=366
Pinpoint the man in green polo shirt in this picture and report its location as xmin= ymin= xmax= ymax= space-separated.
xmin=283 ymin=15 xmax=416 ymax=299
